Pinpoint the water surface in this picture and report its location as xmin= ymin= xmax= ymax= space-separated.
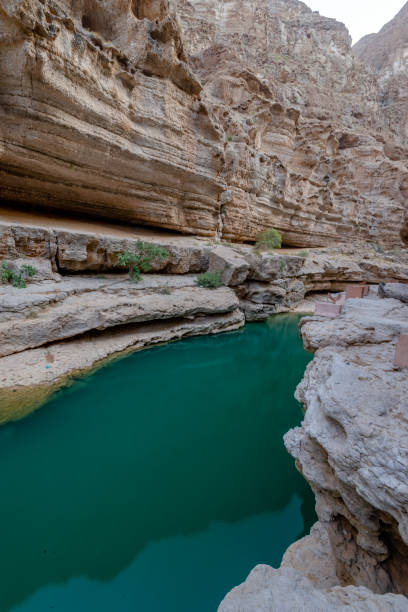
xmin=0 ymin=316 xmax=315 ymax=611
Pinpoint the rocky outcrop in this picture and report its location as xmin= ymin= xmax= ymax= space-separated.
xmin=1 ymin=0 xmax=407 ymax=246
xmin=285 ymin=294 xmax=408 ymax=597
xmin=177 ymin=0 xmax=408 ymax=246
xmin=2 ymin=216 xmax=407 ymax=422
xmin=379 ymin=283 xmax=408 ymax=304
xmin=3 ymin=215 xmax=408 ymax=321
xmin=0 ymin=307 xmax=243 ymax=424
xmin=218 ymin=565 xmax=408 ymax=611
xmin=0 ymin=274 xmax=241 ymax=357
xmin=219 ymin=291 xmax=408 ymax=609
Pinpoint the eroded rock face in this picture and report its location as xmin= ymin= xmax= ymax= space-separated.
xmin=218 ymin=565 xmax=408 ymax=611
xmin=1 ymin=0 xmax=407 ymax=246
xmin=177 ymin=0 xmax=408 ymax=246
xmin=0 ymin=0 xmax=225 ymax=236
xmin=285 ymin=295 xmax=408 ymax=596
xmin=353 ymin=2 xmax=408 ymax=150
xmin=353 ymin=4 xmax=408 ymax=246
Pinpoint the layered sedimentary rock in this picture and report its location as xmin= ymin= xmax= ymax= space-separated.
xmin=1 ymin=215 xmax=407 ymax=424
xmin=0 ymin=0 xmax=225 ymax=235
xmin=353 ymin=2 xmax=408 ymax=150
xmin=285 ymin=294 xmax=408 ymax=596
xmin=1 ymin=0 xmax=407 ymax=246
xmin=0 ymin=277 xmax=244 ymax=423
xmin=177 ymin=0 xmax=408 ymax=246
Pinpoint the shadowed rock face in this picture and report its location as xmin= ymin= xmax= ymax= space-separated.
xmin=0 ymin=0 xmax=226 ymax=236
xmin=0 ymin=0 xmax=407 ymax=246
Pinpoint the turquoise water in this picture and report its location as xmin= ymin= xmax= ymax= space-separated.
xmin=0 ymin=317 xmax=315 ymax=612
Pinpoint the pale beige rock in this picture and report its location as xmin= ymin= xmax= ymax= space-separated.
xmin=1 ymin=0 xmax=407 ymax=246
xmin=0 ymin=309 xmax=244 ymax=424
xmin=0 ymin=0 xmax=225 ymax=236
xmin=178 ymin=0 xmax=408 ymax=247
xmin=281 ymin=521 xmax=340 ymax=590
xmin=218 ymin=565 xmax=408 ymax=611
xmin=354 ymin=2 xmax=408 ymax=153
xmin=285 ymin=296 xmax=408 ymax=596
xmin=0 ymin=216 xmax=211 ymax=274
xmin=208 ymin=245 xmax=250 ymax=286
xmin=379 ymin=283 xmax=408 ymax=304
xmin=0 ymin=276 xmax=240 ymax=356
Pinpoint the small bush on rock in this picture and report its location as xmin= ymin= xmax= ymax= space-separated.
xmin=115 ymin=241 xmax=169 ymax=282
xmin=254 ymin=228 xmax=282 ymax=253
xmin=196 ymin=271 xmax=224 ymax=289
xmin=0 ymin=261 xmax=37 ymax=289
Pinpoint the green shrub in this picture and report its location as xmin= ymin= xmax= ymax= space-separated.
xmin=298 ymin=250 xmax=309 ymax=257
xmin=196 ymin=271 xmax=224 ymax=289
xmin=0 ymin=261 xmax=37 ymax=289
xmin=20 ymin=264 xmax=37 ymax=278
xmin=254 ymin=228 xmax=282 ymax=252
xmin=115 ymin=241 xmax=169 ymax=282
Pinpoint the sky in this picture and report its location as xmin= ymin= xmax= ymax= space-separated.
xmin=304 ymin=0 xmax=405 ymax=43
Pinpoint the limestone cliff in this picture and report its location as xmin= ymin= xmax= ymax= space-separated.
xmin=354 ymin=2 xmax=408 ymax=149
xmin=1 ymin=0 xmax=407 ymax=246
xmin=353 ymin=1 xmax=408 ymax=244
xmin=0 ymin=0 xmax=226 ymax=235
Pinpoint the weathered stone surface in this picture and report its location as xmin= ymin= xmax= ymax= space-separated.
xmin=0 ymin=216 xmax=211 ymax=274
xmin=353 ymin=2 xmax=408 ymax=150
xmin=299 ymin=295 xmax=408 ymax=352
xmin=218 ymin=565 xmax=408 ymax=611
xmin=0 ymin=0 xmax=225 ymax=236
xmin=0 ymin=309 xmax=244 ymax=424
xmin=285 ymin=296 xmax=408 ymax=596
xmin=0 ymin=275 xmax=240 ymax=356
xmin=379 ymin=283 xmax=408 ymax=304
xmin=2 ymin=218 xmax=408 ymax=324
xmin=248 ymin=253 xmax=305 ymax=282
xmin=1 ymin=0 xmax=407 ymax=246
xmin=0 ymin=258 xmax=59 ymax=282
xmin=178 ymin=0 xmax=408 ymax=247
xmin=281 ymin=521 xmax=340 ymax=590
xmin=208 ymin=245 xmax=250 ymax=286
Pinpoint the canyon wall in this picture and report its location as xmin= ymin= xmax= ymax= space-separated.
xmin=0 ymin=0 xmax=226 ymax=235
xmin=354 ymin=2 xmax=408 ymax=150
xmin=354 ymin=1 xmax=408 ymax=244
xmin=177 ymin=0 xmax=408 ymax=246
xmin=1 ymin=0 xmax=407 ymax=246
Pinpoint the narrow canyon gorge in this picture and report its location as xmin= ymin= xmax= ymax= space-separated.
xmin=1 ymin=0 xmax=408 ymax=609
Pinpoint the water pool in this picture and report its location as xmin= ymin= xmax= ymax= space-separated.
xmin=0 ymin=316 xmax=315 ymax=611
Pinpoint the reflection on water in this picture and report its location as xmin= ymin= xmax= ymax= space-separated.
xmin=0 ymin=317 xmax=315 ymax=612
